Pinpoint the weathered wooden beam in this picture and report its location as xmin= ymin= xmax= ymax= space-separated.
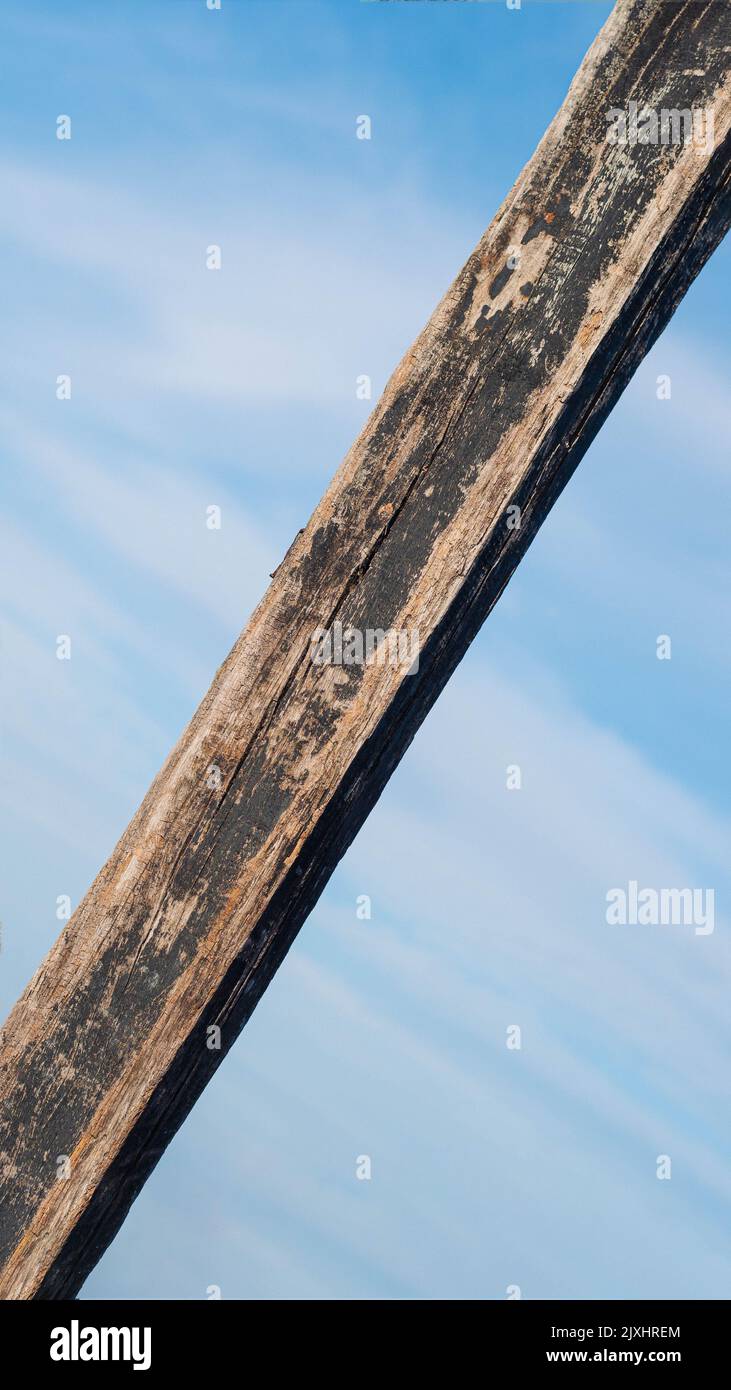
xmin=1 ymin=0 xmax=730 ymax=1299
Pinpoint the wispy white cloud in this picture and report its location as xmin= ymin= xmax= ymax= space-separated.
xmin=2 ymin=0 xmax=729 ymax=1304
xmin=1 ymin=406 xmax=275 ymax=630
xmin=0 ymin=157 xmax=475 ymax=418
xmin=82 ymin=652 xmax=731 ymax=1300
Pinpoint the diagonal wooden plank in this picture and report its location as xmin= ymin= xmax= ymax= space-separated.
xmin=1 ymin=0 xmax=730 ymax=1298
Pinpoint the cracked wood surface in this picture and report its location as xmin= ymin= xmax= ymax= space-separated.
xmin=1 ymin=0 xmax=730 ymax=1298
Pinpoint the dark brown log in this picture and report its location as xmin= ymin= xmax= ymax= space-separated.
xmin=1 ymin=0 xmax=730 ymax=1298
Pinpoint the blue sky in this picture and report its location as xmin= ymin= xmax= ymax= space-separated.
xmin=1 ymin=0 xmax=730 ymax=1299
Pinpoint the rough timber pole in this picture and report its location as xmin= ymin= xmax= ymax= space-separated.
xmin=1 ymin=0 xmax=730 ymax=1298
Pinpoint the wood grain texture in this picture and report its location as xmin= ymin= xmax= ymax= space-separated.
xmin=2 ymin=0 xmax=730 ymax=1299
